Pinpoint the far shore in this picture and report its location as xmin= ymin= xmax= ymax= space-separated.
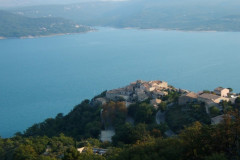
xmin=1 ymin=27 xmax=239 ymax=40
xmin=0 ymin=29 xmax=97 ymax=40
xmin=121 ymin=27 xmax=220 ymax=33
xmin=140 ymin=28 xmax=218 ymax=33
xmin=105 ymin=26 xmax=239 ymax=33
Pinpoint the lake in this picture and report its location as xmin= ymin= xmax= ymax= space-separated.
xmin=0 ymin=27 xmax=240 ymax=138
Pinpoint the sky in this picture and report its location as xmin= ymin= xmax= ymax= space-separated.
xmin=1 ymin=0 xmax=239 ymax=8
xmin=0 ymin=0 xmax=128 ymax=7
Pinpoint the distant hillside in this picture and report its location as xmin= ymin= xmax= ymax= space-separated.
xmin=0 ymin=0 xmax=94 ymax=7
xmin=10 ymin=0 xmax=240 ymax=31
xmin=0 ymin=10 xmax=92 ymax=38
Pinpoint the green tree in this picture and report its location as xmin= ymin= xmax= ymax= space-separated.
xmin=13 ymin=145 xmax=38 ymax=160
xmin=80 ymin=138 xmax=101 ymax=147
xmin=204 ymin=153 xmax=227 ymax=160
xmin=38 ymin=156 xmax=57 ymax=160
xmin=159 ymin=101 xmax=167 ymax=112
xmin=102 ymin=101 xmax=127 ymax=128
xmin=24 ymin=99 xmax=102 ymax=140
xmin=209 ymin=106 xmax=220 ymax=117
xmin=135 ymin=103 xmax=156 ymax=124
xmin=63 ymin=147 xmax=80 ymax=160
xmin=179 ymin=121 xmax=210 ymax=159
xmin=109 ymin=138 xmax=183 ymax=160
xmin=227 ymin=88 xmax=233 ymax=92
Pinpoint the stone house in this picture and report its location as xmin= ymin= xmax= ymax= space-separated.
xmin=106 ymin=88 xmax=131 ymax=101
xmin=198 ymin=93 xmax=229 ymax=104
xmin=214 ymin=87 xmax=229 ymax=97
xmin=178 ymin=92 xmax=198 ymax=105
xmin=136 ymin=91 xmax=148 ymax=101
xmin=106 ymin=89 xmax=121 ymax=100
xmin=198 ymin=93 xmax=229 ymax=113
xmin=211 ymin=115 xmax=224 ymax=125
xmin=139 ymin=83 xmax=150 ymax=91
xmin=149 ymin=80 xmax=168 ymax=89
xmin=139 ymin=80 xmax=168 ymax=92
xmin=94 ymin=98 xmax=107 ymax=106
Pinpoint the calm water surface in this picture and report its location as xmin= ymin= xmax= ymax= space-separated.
xmin=0 ymin=28 xmax=240 ymax=137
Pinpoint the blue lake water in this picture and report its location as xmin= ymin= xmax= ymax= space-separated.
xmin=0 ymin=28 xmax=240 ymax=138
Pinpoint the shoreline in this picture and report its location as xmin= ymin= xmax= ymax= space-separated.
xmin=0 ymin=27 xmax=239 ymax=40
xmin=120 ymin=27 xmax=219 ymax=33
xmin=0 ymin=29 xmax=97 ymax=40
xmin=140 ymin=28 xmax=218 ymax=33
xmin=104 ymin=26 xmax=239 ymax=33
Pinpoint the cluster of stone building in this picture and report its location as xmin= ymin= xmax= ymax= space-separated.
xmin=95 ymin=80 xmax=237 ymax=113
xmin=93 ymin=80 xmax=238 ymax=126
xmin=104 ymin=80 xmax=169 ymax=107
xmin=178 ymin=87 xmax=237 ymax=117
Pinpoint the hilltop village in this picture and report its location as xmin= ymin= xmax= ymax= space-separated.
xmin=79 ymin=79 xmax=240 ymax=144
xmin=93 ymin=80 xmax=237 ymax=123
xmin=104 ymin=80 xmax=168 ymax=107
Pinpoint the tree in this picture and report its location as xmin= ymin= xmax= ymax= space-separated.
xmin=13 ymin=145 xmax=38 ymax=160
xmin=80 ymin=138 xmax=101 ymax=148
xmin=104 ymin=148 xmax=123 ymax=160
xmin=80 ymin=151 xmax=106 ymax=160
xmin=220 ymin=100 xmax=233 ymax=112
xmin=209 ymin=106 xmax=220 ymax=117
xmin=134 ymin=103 xmax=156 ymax=124
xmin=112 ymin=123 xmax=134 ymax=145
xmin=56 ymin=113 xmax=64 ymax=119
xmin=109 ymin=138 xmax=183 ymax=160
xmin=102 ymin=101 xmax=127 ymax=128
xmin=179 ymin=121 xmax=211 ymax=159
xmin=24 ymin=99 xmax=102 ymax=140
xmin=204 ymin=153 xmax=227 ymax=160
xmin=159 ymin=101 xmax=167 ymax=112
xmin=63 ymin=147 xmax=80 ymax=160
xmin=235 ymin=97 xmax=240 ymax=109
xmin=38 ymin=156 xmax=57 ymax=160
xmin=130 ymin=123 xmax=150 ymax=143
xmin=227 ymin=88 xmax=233 ymax=93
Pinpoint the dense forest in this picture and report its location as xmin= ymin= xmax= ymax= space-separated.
xmin=1 ymin=87 xmax=240 ymax=160
xmin=0 ymin=10 xmax=91 ymax=38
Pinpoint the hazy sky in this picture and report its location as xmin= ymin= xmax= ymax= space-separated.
xmin=0 ymin=0 xmax=239 ymax=9
xmin=0 ymin=0 xmax=127 ymax=7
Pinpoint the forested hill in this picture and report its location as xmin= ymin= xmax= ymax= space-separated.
xmin=0 ymin=10 xmax=92 ymax=38
xmin=1 ymin=80 xmax=240 ymax=160
xmin=10 ymin=0 xmax=240 ymax=32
